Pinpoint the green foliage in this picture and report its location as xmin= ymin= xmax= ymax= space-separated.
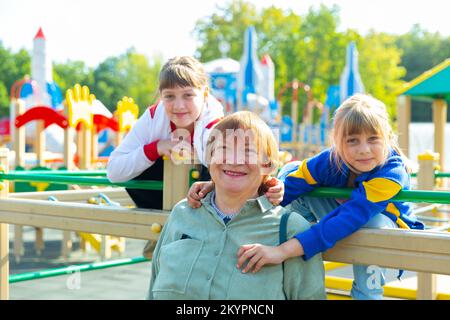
xmin=0 ymin=42 xmax=31 ymax=117
xmin=0 ymin=82 xmax=9 ymax=117
xmin=193 ymin=0 xmax=259 ymax=61
xmin=192 ymin=1 xmax=409 ymax=124
xmin=53 ymin=60 xmax=94 ymax=96
xmin=0 ymin=2 xmax=448 ymax=125
xmin=0 ymin=40 xmax=162 ymax=118
xmin=396 ymin=24 xmax=450 ymax=81
xmin=359 ymin=31 xmax=406 ymax=119
xmin=88 ymin=48 xmax=162 ymax=114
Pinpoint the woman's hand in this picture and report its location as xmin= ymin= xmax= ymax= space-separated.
xmin=236 ymin=239 xmax=304 ymax=273
xmin=187 ymin=181 xmax=214 ymax=208
xmin=263 ymin=177 xmax=284 ymax=206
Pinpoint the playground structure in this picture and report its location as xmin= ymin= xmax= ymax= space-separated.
xmin=1 ymin=148 xmax=450 ymax=300
xmin=1 ymin=55 xmax=450 ymax=297
xmin=204 ymin=26 xmax=277 ymax=121
xmin=277 ymin=80 xmax=329 ymax=159
xmin=205 ymin=28 xmax=365 ymax=161
xmin=10 ymin=83 xmax=138 ymax=172
xmin=0 ymin=26 xmax=449 ymax=300
xmin=397 ymin=58 xmax=450 ymax=173
xmin=9 ymin=83 xmax=139 ymax=261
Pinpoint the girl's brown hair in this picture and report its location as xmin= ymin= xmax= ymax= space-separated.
xmin=159 ymin=56 xmax=209 ymax=91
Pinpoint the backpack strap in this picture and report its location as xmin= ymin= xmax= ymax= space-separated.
xmin=279 ymin=211 xmax=292 ymax=300
xmin=279 ymin=211 xmax=292 ymax=244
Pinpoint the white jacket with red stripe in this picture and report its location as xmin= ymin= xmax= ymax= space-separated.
xmin=107 ymin=96 xmax=224 ymax=183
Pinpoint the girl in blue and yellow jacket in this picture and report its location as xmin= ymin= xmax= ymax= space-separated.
xmin=236 ymin=94 xmax=424 ymax=300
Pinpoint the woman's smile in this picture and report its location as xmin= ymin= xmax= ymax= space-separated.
xmin=223 ymin=169 xmax=247 ymax=177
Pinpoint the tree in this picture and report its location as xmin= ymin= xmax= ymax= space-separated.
xmin=396 ymin=24 xmax=450 ymax=81
xmin=358 ymin=31 xmax=406 ymax=119
xmin=53 ymin=60 xmax=94 ymax=96
xmin=0 ymin=42 xmax=31 ymax=117
xmin=91 ymin=48 xmax=162 ymax=114
xmin=193 ymin=1 xmax=406 ymax=123
xmin=193 ymin=0 xmax=259 ymax=62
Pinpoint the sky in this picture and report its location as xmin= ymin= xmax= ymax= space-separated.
xmin=0 ymin=0 xmax=449 ymax=67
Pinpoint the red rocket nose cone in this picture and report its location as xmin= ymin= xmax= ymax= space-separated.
xmin=261 ymin=54 xmax=273 ymax=66
xmin=34 ymin=27 xmax=46 ymax=40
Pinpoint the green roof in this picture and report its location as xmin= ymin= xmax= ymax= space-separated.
xmin=398 ymin=59 xmax=450 ymax=102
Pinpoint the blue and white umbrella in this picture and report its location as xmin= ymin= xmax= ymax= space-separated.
xmin=339 ymin=42 xmax=364 ymax=104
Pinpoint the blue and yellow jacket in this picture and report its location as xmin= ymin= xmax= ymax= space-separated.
xmin=278 ymin=148 xmax=424 ymax=260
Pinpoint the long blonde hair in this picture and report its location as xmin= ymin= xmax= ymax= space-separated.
xmin=330 ymin=94 xmax=410 ymax=172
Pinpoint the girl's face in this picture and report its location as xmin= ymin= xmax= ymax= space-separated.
xmin=161 ymin=86 xmax=206 ymax=131
xmin=341 ymin=131 xmax=386 ymax=173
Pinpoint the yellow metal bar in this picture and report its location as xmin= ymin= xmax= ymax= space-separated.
xmin=327 ymin=293 xmax=352 ymax=300
xmin=325 ymin=276 xmax=352 ymax=291
xmin=324 ymin=262 xmax=348 ymax=272
xmin=325 ymin=276 xmax=450 ymax=300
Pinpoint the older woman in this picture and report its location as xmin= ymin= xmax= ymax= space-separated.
xmin=147 ymin=111 xmax=326 ymax=300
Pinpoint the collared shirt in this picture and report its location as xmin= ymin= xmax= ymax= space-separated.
xmin=148 ymin=192 xmax=326 ymax=300
xmin=210 ymin=191 xmax=238 ymax=223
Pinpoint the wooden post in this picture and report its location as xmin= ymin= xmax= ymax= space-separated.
xmin=64 ymin=127 xmax=74 ymax=171
xmin=35 ymin=120 xmax=46 ymax=255
xmin=13 ymin=100 xmax=25 ymax=264
xmin=432 ymin=99 xmax=447 ymax=172
xmin=162 ymin=158 xmax=192 ymax=211
xmin=14 ymin=100 xmax=25 ymax=168
xmin=416 ymin=150 xmax=439 ymax=300
xmin=75 ymin=126 xmax=90 ymax=253
xmin=91 ymin=127 xmax=98 ymax=167
xmin=79 ymin=125 xmax=91 ymax=170
xmin=100 ymin=235 xmax=112 ymax=261
xmin=397 ymin=95 xmax=411 ymax=158
xmin=35 ymin=120 xmax=46 ymax=167
xmin=61 ymin=231 xmax=72 ymax=259
xmin=417 ymin=151 xmax=438 ymax=190
xmin=62 ymin=127 xmax=74 ymax=258
xmin=0 ymin=148 xmax=9 ymax=300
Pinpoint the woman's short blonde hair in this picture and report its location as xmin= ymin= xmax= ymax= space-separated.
xmin=206 ymin=111 xmax=280 ymax=175
xmin=159 ymin=56 xmax=209 ymax=91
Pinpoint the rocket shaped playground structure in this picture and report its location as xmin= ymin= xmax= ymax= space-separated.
xmin=339 ymin=41 xmax=365 ymax=103
xmin=237 ymin=26 xmax=276 ymax=119
xmin=9 ymin=28 xmax=64 ymax=153
xmin=205 ymin=26 xmax=277 ymax=122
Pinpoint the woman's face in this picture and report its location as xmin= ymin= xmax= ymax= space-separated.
xmin=208 ymin=130 xmax=265 ymax=197
xmin=161 ymin=86 xmax=206 ymax=131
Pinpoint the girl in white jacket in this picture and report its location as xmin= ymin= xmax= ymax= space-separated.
xmin=107 ymin=56 xmax=224 ymax=209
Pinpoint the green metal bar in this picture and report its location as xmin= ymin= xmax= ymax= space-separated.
xmin=436 ymin=172 xmax=450 ymax=178
xmin=306 ymin=188 xmax=450 ymax=204
xmin=2 ymin=172 xmax=450 ymax=203
xmin=410 ymin=172 xmax=450 ymax=178
xmin=0 ymin=173 xmax=163 ymax=190
xmin=9 ymin=170 xmax=107 ymax=177
xmin=9 ymin=256 xmax=150 ymax=283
